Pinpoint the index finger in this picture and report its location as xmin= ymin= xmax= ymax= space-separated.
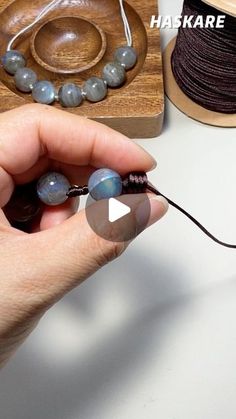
xmin=0 ymin=104 xmax=157 ymax=176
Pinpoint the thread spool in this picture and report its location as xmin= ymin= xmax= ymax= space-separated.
xmin=163 ymin=0 xmax=236 ymax=127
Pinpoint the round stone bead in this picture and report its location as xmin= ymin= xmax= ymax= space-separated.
xmin=14 ymin=67 xmax=37 ymax=92
xmin=32 ymin=80 xmax=55 ymax=104
xmin=88 ymin=168 xmax=122 ymax=201
xmin=83 ymin=77 xmax=107 ymax=102
xmin=114 ymin=46 xmax=138 ymax=70
xmin=58 ymin=83 xmax=83 ymax=108
xmin=102 ymin=62 xmax=126 ymax=87
xmin=2 ymin=50 xmax=26 ymax=75
xmin=37 ymin=172 xmax=70 ymax=206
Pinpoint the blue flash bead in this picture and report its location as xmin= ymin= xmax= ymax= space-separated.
xmin=37 ymin=172 xmax=71 ymax=206
xmin=88 ymin=168 xmax=122 ymax=201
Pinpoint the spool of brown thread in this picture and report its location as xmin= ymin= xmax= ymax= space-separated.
xmin=163 ymin=0 xmax=236 ymax=127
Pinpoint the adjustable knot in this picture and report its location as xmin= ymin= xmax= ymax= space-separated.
xmin=122 ymin=172 xmax=148 ymax=194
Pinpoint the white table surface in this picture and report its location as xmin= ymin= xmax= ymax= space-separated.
xmin=1 ymin=1 xmax=236 ymax=418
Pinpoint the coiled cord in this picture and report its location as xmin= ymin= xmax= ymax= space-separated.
xmin=171 ymin=0 xmax=236 ymax=114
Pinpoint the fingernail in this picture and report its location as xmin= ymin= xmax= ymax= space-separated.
xmin=147 ymin=195 xmax=169 ymax=227
xmin=150 ymin=159 xmax=157 ymax=170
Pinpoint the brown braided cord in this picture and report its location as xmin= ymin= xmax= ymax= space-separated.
xmin=171 ymin=0 xmax=236 ymax=114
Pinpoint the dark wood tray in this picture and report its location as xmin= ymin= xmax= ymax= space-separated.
xmin=0 ymin=0 xmax=164 ymax=138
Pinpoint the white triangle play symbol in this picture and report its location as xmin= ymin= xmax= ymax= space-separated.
xmin=108 ymin=198 xmax=131 ymax=223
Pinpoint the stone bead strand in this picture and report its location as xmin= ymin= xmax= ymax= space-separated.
xmin=1 ymin=46 xmax=137 ymax=107
xmin=36 ymin=168 xmax=123 ymax=205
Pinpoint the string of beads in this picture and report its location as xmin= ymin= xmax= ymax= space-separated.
xmin=4 ymin=168 xmax=236 ymax=249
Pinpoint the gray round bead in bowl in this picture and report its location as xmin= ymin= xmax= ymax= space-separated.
xmin=37 ymin=172 xmax=71 ymax=206
xmin=102 ymin=62 xmax=126 ymax=87
xmin=114 ymin=46 xmax=138 ymax=70
xmin=58 ymin=83 xmax=83 ymax=108
xmin=32 ymin=80 xmax=55 ymax=104
xmin=83 ymin=77 xmax=107 ymax=102
xmin=14 ymin=67 xmax=37 ymax=92
xmin=2 ymin=50 xmax=26 ymax=75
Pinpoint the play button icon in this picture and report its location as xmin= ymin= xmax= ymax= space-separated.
xmin=85 ymin=192 xmax=151 ymax=243
xmin=108 ymin=198 xmax=131 ymax=223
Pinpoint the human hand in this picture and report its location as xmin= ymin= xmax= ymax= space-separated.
xmin=0 ymin=104 xmax=168 ymax=367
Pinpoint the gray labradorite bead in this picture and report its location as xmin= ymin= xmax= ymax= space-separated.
xmin=114 ymin=46 xmax=138 ymax=70
xmin=83 ymin=77 xmax=107 ymax=102
xmin=102 ymin=62 xmax=126 ymax=87
xmin=37 ymin=172 xmax=70 ymax=206
xmin=32 ymin=80 xmax=55 ymax=104
xmin=14 ymin=67 xmax=37 ymax=92
xmin=2 ymin=50 xmax=26 ymax=75
xmin=58 ymin=83 xmax=83 ymax=108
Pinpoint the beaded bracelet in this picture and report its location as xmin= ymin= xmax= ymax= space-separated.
xmin=1 ymin=46 xmax=137 ymax=106
xmin=4 ymin=168 xmax=236 ymax=249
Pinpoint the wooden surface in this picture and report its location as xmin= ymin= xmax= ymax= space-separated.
xmin=0 ymin=0 xmax=164 ymax=138
xmin=163 ymin=37 xmax=236 ymax=128
xmin=202 ymin=0 xmax=236 ymax=17
xmin=31 ymin=16 xmax=107 ymax=74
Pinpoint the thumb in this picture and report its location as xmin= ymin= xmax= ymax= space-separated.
xmin=17 ymin=194 xmax=168 ymax=308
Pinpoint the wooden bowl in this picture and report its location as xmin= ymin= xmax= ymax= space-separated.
xmin=30 ymin=16 xmax=107 ymax=74
xmin=0 ymin=0 xmax=163 ymax=138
